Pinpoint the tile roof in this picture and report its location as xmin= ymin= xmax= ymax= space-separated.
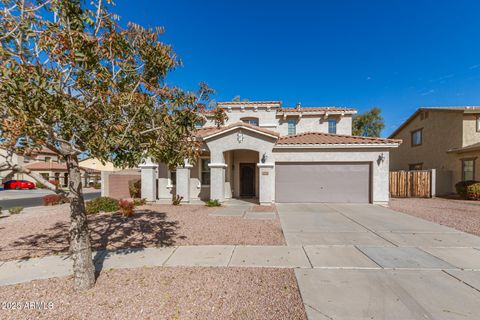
xmin=447 ymin=142 xmax=480 ymax=154
xmin=277 ymin=132 xmax=401 ymax=145
xmin=23 ymin=162 xmax=99 ymax=172
xmin=279 ymin=107 xmax=356 ymax=113
xmin=217 ymin=101 xmax=282 ymax=105
xmin=194 ymin=122 xmax=280 ymax=139
xmin=24 ymin=162 xmax=68 ymax=170
xmin=421 ymin=106 xmax=480 ymax=111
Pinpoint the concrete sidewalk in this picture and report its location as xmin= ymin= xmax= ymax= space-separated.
xmin=1 ymin=244 xmax=480 ymax=286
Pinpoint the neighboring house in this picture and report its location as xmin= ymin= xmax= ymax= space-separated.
xmin=79 ymin=157 xmax=127 ymax=185
xmin=79 ymin=157 xmax=123 ymax=172
xmin=139 ymin=101 xmax=401 ymax=205
xmin=389 ymin=107 xmax=480 ymax=195
xmin=3 ymin=147 xmax=99 ymax=187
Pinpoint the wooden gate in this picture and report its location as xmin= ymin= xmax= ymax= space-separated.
xmin=390 ymin=170 xmax=432 ymax=198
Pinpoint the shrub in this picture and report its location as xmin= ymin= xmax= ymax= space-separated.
xmin=36 ymin=182 xmax=45 ymax=189
xmin=133 ymin=198 xmax=147 ymax=206
xmin=118 ymin=199 xmax=135 ymax=217
xmin=9 ymin=207 xmax=23 ymax=215
xmin=172 ymin=194 xmax=183 ymax=205
xmin=205 ymin=199 xmax=221 ymax=207
xmin=92 ymin=182 xmax=101 ymax=189
xmin=42 ymin=194 xmax=69 ymax=206
xmin=455 ymin=181 xmax=480 ymax=200
xmin=128 ymin=179 xmax=141 ymax=198
xmin=86 ymin=197 xmax=119 ymax=215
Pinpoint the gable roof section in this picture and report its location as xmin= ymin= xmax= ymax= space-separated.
xmin=389 ymin=106 xmax=480 ymax=138
xmin=278 ymin=106 xmax=356 ymax=114
xmin=195 ymin=122 xmax=280 ymax=140
xmin=277 ymin=132 xmax=401 ymax=147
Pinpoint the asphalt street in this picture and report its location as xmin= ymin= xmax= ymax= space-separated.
xmin=0 ymin=190 xmax=101 ymax=209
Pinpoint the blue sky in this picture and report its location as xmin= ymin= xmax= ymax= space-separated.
xmin=115 ymin=0 xmax=480 ymax=137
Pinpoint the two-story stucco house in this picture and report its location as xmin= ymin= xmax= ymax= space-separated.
xmin=389 ymin=107 xmax=480 ymax=195
xmin=139 ymin=101 xmax=401 ymax=205
xmin=1 ymin=147 xmax=99 ymax=188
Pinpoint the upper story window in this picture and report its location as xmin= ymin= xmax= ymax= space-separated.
xmin=44 ymin=156 xmax=51 ymax=162
xmin=462 ymin=158 xmax=475 ymax=181
xmin=241 ymin=117 xmax=259 ymax=126
xmin=287 ymin=119 xmax=297 ymax=135
xmin=194 ymin=121 xmax=204 ymax=129
xmin=476 ymin=115 xmax=480 ymax=132
xmin=411 ymin=129 xmax=422 ymax=146
xmin=328 ymin=119 xmax=337 ymax=134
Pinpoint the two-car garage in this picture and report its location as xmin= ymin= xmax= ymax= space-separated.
xmin=275 ymin=162 xmax=371 ymax=203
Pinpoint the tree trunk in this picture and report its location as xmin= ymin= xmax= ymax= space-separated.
xmin=66 ymin=154 xmax=95 ymax=291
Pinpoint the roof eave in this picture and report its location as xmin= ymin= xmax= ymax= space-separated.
xmin=274 ymin=143 xmax=400 ymax=149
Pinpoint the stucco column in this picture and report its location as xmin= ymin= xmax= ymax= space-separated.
xmin=100 ymin=171 xmax=109 ymax=197
xmin=139 ymin=159 xmax=158 ymax=202
xmin=209 ymin=163 xmax=227 ymax=202
xmin=257 ymin=163 xmax=275 ymax=205
xmin=176 ymin=162 xmax=192 ymax=203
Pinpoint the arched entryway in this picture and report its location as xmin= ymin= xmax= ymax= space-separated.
xmin=223 ymin=149 xmax=259 ymax=199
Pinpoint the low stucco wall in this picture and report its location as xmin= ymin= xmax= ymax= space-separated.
xmin=272 ymin=148 xmax=391 ymax=204
xmin=102 ymin=170 xmax=140 ymax=199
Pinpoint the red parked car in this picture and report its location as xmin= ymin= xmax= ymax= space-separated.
xmin=3 ymin=180 xmax=36 ymax=190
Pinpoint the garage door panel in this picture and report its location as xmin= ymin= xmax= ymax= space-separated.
xmin=275 ymin=163 xmax=370 ymax=203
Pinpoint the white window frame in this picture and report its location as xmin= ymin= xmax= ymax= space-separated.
xmin=287 ymin=119 xmax=296 ymax=136
xmin=476 ymin=115 xmax=480 ymax=132
xmin=241 ymin=117 xmax=259 ymax=126
xmin=328 ymin=119 xmax=337 ymax=134
xmin=462 ymin=158 xmax=475 ymax=181
xmin=411 ymin=129 xmax=422 ymax=146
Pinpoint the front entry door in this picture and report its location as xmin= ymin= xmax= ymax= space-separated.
xmin=240 ymin=163 xmax=256 ymax=197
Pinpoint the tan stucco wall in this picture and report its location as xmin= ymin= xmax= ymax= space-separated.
xmin=462 ymin=114 xmax=480 ymax=147
xmin=80 ymin=157 xmax=120 ymax=171
xmin=390 ymin=110 xmax=480 ymax=194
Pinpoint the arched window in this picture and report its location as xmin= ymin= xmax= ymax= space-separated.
xmin=241 ymin=117 xmax=259 ymax=126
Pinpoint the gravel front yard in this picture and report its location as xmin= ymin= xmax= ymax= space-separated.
xmin=0 ymin=267 xmax=306 ymax=320
xmin=390 ymin=197 xmax=480 ymax=236
xmin=0 ymin=204 xmax=285 ymax=261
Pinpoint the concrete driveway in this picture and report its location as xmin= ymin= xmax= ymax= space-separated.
xmin=277 ymin=203 xmax=480 ymax=320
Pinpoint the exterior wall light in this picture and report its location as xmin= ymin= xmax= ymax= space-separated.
xmin=377 ymin=153 xmax=385 ymax=165
xmin=261 ymin=153 xmax=267 ymax=163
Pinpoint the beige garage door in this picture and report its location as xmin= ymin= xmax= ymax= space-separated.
xmin=275 ymin=162 xmax=371 ymax=203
